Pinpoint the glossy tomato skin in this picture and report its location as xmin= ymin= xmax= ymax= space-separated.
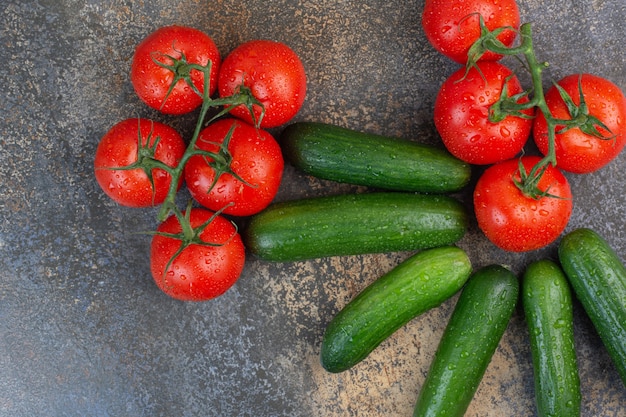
xmin=474 ymin=156 xmax=573 ymax=252
xmin=184 ymin=119 xmax=284 ymax=216
xmin=533 ymin=74 xmax=626 ymax=174
xmin=94 ymin=118 xmax=185 ymax=207
xmin=434 ymin=61 xmax=533 ymax=165
xmin=218 ymin=40 xmax=307 ymax=128
xmin=422 ymin=0 xmax=520 ymax=64
xmin=131 ymin=25 xmax=221 ymax=115
xmin=150 ymin=208 xmax=245 ymax=302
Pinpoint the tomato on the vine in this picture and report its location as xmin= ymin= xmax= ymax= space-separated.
xmin=150 ymin=208 xmax=245 ymax=302
xmin=218 ymin=39 xmax=307 ymax=128
xmin=130 ymin=25 xmax=221 ymax=115
xmin=434 ymin=61 xmax=533 ymax=165
xmin=422 ymin=0 xmax=520 ymax=64
xmin=474 ymin=156 xmax=573 ymax=252
xmin=184 ymin=118 xmax=284 ymax=217
xmin=94 ymin=118 xmax=186 ymax=208
xmin=533 ymin=73 xmax=626 ymax=174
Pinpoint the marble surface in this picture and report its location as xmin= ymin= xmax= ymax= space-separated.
xmin=1 ymin=1 xmax=624 ymax=416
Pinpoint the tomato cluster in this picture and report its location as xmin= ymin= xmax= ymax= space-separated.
xmin=95 ymin=6 xmax=626 ymax=300
xmin=94 ymin=25 xmax=306 ymax=301
xmin=422 ymin=0 xmax=626 ymax=252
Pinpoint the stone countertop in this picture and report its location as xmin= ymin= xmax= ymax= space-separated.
xmin=1 ymin=1 xmax=624 ymax=416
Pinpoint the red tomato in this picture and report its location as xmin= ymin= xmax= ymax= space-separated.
xmin=474 ymin=156 xmax=573 ymax=252
xmin=94 ymin=118 xmax=185 ymax=207
xmin=422 ymin=0 xmax=520 ymax=64
xmin=533 ymin=73 xmax=626 ymax=174
xmin=434 ymin=61 xmax=533 ymax=165
xmin=150 ymin=208 xmax=245 ymax=301
xmin=184 ymin=118 xmax=284 ymax=216
xmin=130 ymin=25 xmax=221 ymax=115
xmin=218 ymin=39 xmax=307 ymax=128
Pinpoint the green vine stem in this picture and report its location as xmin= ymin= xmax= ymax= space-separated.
xmin=151 ymin=59 xmax=265 ymax=223
xmin=125 ymin=56 xmax=265 ymax=265
xmin=469 ymin=21 xmax=614 ymax=198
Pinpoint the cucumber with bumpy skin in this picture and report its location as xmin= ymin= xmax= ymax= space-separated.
xmin=523 ymin=259 xmax=581 ymax=417
xmin=244 ymin=192 xmax=468 ymax=262
xmin=413 ymin=265 xmax=518 ymax=417
xmin=320 ymin=246 xmax=472 ymax=373
xmin=558 ymin=228 xmax=626 ymax=385
xmin=280 ymin=122 xmax=471 ymax=193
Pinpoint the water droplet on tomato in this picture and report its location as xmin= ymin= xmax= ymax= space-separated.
xmin=500 ymin=126 xmax=510 ymax=137
xmin=469 ymin=134 xmax=481 ymax=143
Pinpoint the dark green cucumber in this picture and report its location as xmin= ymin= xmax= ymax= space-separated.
xmin=244 ymin=192 xmax=468 ymax=262
xmin=320 ymin=246 xmax=472 ymax=373
xmin=280 ymin=122 xmax=471 ymax=193
xmin=413 ymin=265 xmax=519 ymax=417
xmin=523 ymin=260 xmax=581 ymax=417
xmin=558 ymin=228 xmax=626 ymax=385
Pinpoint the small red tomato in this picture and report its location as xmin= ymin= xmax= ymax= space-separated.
xmin=422 ymin=0 xmax=520 ymax=64
xmin=130 ymin=25 xmax=221 ymax=115
xmin=218 ymin=39 xmax=307 ymax=128
xmin=533 ymin=73 xmax=626 ymax=174
xmin=94 ymin=118 xmax=185 ymax=207
xmin=184 ymin=118 xmax=284 ymax=216
xmin=474 ymin=156 xmax=573 ymax=252
xmin=150 ymin=208 xmax=245 ymax=302
xmin=434 ymin=61 xmax=533 ymax=165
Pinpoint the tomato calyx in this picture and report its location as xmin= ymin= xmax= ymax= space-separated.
xmin=194 ymin=122 xmax=258 ymax=193
xmin=488 ymin=76 xmax=534 ymax=123
xmin=150 ymin=200 xmax=238 ymax=279
xmin=552 ymin=76 xmax=616 ymax=141
xmin=150 ymin=49 xmax=208 ymax=109
xmin=512 ymin=158 xmax=565 ymax=201
xmin=464 ymin=14 xmax=518 ymax=74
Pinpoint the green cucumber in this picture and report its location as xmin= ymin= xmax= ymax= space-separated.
xmin=320 ymin=246 xmax=472 ymax=373
xmin=558 ymin=228 xmax=626 ymax=385
xmin=244 ymin=192 xmax=468 ymax=262
xmin=280 ymin=122 xmax=471 ymax=193
xmin=523 ymin=260 xmax=581 ymax=417
xmin=413 ymin=265 xmax=519 ymax=417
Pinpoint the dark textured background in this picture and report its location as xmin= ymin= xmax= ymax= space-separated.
xmin=1 ymin=1 xmax=625 ymax=416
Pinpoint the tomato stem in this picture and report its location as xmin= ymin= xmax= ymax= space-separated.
xmin=470 ymin=22 xmax=612 ymax=198
xmin=155 ymin=59 xmax=265 ymax=222
xmin=471 ymin=24 xmax=555 ymax=194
